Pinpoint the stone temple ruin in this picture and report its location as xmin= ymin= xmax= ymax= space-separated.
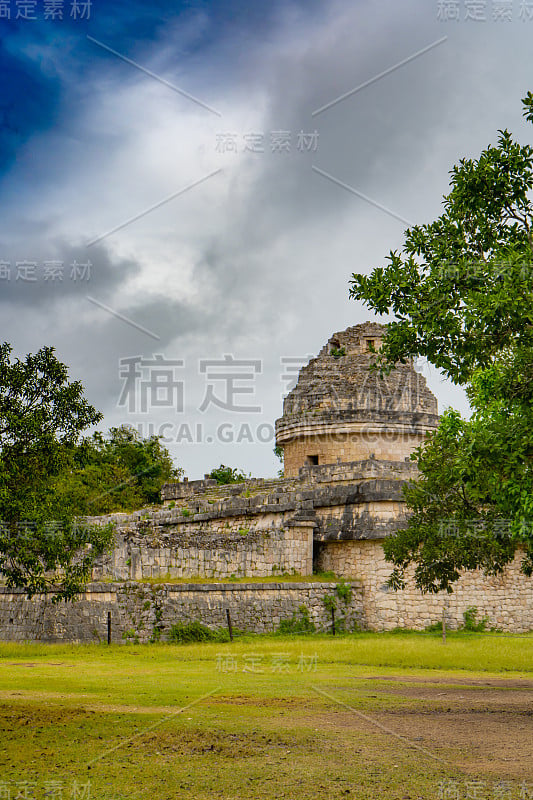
xmin=1 ymin=323 xmax=532 ymax=641
xmin=277 ymin=322 xmax=439 ymax=474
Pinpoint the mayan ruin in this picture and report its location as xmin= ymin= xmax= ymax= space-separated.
xmin=276 ymin=322 xmax=439 ymax=474
xmin=5 ymin=7 xmax=532 ymax=796
xmin=2 ymin=322 xmax=532 ymax=642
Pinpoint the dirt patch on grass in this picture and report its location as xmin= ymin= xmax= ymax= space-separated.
xmin=8 ymin=662 xmax=70 ymax=667
xmin=0 ymin=703 xmax=95 ymax=727
xmin=300 ymin=707 xmax=532 ymax=779
xmin=375 ymin=710 xmax=532 ymax=780
xmin=301 ymin=678 xmax=533 ymax=782
xmin=210 ymin=695 xmax=312 ymax=708
xmin=361 ymin=675 xmax=533 ymax=689
xmin=136 ymin=728 xmax=299 ymax=759
xmin=368 ymin=684 xmax=533 ymax=712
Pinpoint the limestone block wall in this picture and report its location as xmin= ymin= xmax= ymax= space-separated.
xmin=282 ymin=431 xmax=428 ymax=477
xmin=91 ymin=465 xmax=417 ymax=582
xmin=162 ymin=459 xmax=418 ymax=503
xmin=313 ymin=499 xmax=409 ymax=542
xmin=296 ymin=459 xmax=419 ymax=484
xmin=0 ymin=581 xmax=363 ymax=643
xmin=90 ymin=466 xmax=419 ymax=583
xmin=316 ymin=539 xmax=533 ymax=632
xmin=0 ymin=586 xmax=117 ymax=642
xmin=94 ymin=518 xmax=313 ymax=580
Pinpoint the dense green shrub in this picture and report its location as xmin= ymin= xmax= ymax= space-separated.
xmin=462 ymin=606 xmax=489 ymax=632
xmin=208 ymin=465 xmax=247 ymax=484
xmin=278 ymin=605 xmax=315 ymax=634
xmin=167 ymin=620 xmax=230 ymax=643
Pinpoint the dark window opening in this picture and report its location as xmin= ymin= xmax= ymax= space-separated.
xmin=313 ymin=540 xmax=326 ymax=574
xmin=307 ymin=455 xmax=319 ymax=465
xmin=367 ymin=339 xmax=374 ymax=350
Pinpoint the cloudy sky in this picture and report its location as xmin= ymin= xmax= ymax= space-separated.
xmin=1 ymin=0 xmax=532 ymax=478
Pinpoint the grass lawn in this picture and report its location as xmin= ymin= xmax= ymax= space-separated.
xmin=0 ymin=631 xmax=531 ymax=800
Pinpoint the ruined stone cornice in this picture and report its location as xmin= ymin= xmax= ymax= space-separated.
xmin=275 ymin=409 xmax=440 ymax=443
xmin=97 ymin=479 xmax=409 ymax=536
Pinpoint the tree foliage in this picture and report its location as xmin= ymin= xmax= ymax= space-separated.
xmin=0 ymin=344 xmax=113 ymax=601
xmin=207 ymin=464 xmax=248 ymax=485
xmin=56 ymin=424 xmax=183 ymax=515
xmin=350 ymin=94 xmax=533 ymax=592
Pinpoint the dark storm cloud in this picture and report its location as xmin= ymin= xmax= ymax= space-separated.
xmin=0 ymin=0 xmax=325 ymax=180
xmin=0 ymin=239 xmax=140 ymax=308
xmin=2 ymin=0 xmax=531 ymax=475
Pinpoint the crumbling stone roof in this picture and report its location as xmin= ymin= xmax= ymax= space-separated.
xmin=278 ymin=322 xmax=438 ymax=423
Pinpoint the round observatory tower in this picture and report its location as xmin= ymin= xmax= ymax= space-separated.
xmin=275 ymin=322 xmax=440 ymax=477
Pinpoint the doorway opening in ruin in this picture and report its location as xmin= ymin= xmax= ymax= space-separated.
xmin=312 ymin=540 xmax=326 ymax=573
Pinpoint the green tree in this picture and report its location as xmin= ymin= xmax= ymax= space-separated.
xmin=56 ymin=425 xmax=183 ymax=515
xmin=350 ymin=93 xmax=533 ymax=592
xmin=207 ymin=464 xmax=247 ymax=485
xmin=273 ymin=445 xmax=284 ymax=478
xmin=0 ymin=344 xmax=113 ymax=601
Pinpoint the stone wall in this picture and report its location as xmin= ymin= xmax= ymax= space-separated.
xmin=1 ymin=451 xmax=531 ymax=639
xmin=162 ymin=458 xmax=419 ymax=503
xmin=91 ymin=459 xmax=417 ymax=581
xmin=0 ymin=581 xmax=362 ymax=643
xmin=313 ymin=498 xmax=409 ymax=543
xmin=316 ymin=539 xmax=533 ymax=632
xmin=281 ymin=429 xmax=427 ymax=477
xmin=92 ymin=512 xmax=313 ymax=581
xmin=2 ymin=542 xmax=532 ymax=641
xmin=3 ymin=550 xmax=530 ymax=641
